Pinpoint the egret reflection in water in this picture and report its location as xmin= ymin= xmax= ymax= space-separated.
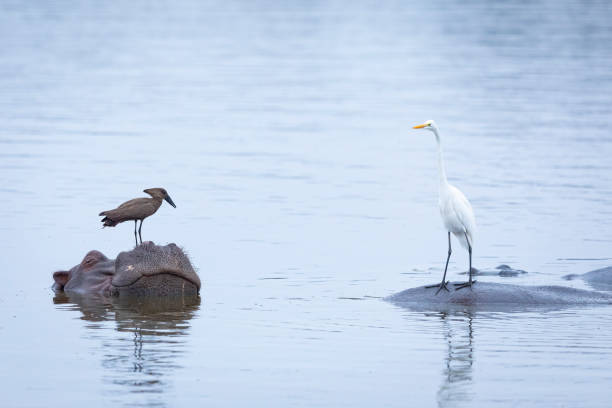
xmin=432 ymin=311 xmax=475 ymax=407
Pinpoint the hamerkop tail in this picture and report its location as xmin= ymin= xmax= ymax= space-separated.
xmin=99 ymin=188 xmax=176 ymax=245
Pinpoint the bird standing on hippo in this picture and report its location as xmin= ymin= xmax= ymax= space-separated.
xmin=99 ymin=188 xmax=176 ymax=245
xmin=412 ymin=120 xmax=477 ymax=294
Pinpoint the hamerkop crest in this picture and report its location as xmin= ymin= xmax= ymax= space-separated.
xmin=99 ymin=188 xmax=176 ymax=245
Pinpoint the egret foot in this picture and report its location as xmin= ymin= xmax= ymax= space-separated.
xmin=454 ymin=280 xmax=477 ymax=291
xmin=425 ymin=281 xmax=450 ymax=295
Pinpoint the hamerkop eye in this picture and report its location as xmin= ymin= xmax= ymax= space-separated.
xmin=98 ymin=188 xmax=177 ymax=246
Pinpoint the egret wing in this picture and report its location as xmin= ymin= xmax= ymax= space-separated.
xmin=448 ymin=185 xmax=476 ymax=247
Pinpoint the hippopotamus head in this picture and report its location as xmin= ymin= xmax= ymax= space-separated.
xmin=53 ymin=242 xmax=201 ymax=297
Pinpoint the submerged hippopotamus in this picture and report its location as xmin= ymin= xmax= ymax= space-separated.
xmin=386 ymin=281 xmax=612 ymax=311
xmin=564 ymin=266 xmax=612 ymax=291
xmin=53 ymin=242 xmax=201 ymax=297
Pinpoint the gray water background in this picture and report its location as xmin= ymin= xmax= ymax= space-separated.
xmin=1 ymin=0 xmax=612 ymax=406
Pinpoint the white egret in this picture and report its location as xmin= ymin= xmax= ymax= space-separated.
xmin=413 ymin=120 xmax=476 ymax=294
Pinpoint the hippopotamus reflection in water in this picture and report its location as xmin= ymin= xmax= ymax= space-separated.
xmin=52 ymin=292 xmax=200 ymax=396
xmin=53 ymin=242 xmax=201 ymax=297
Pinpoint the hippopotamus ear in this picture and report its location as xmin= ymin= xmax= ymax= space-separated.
xmin=53 ymin=271 xmax=70 ymax=289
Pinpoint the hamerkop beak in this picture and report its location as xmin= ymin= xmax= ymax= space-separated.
xmin=164 ymin=194 xmax=177 ymax=208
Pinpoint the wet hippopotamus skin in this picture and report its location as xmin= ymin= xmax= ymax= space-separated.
xmin=53 ymin=242 xmax=201 ymax=297
xmin=564 ymin=266 xmax=612 ymax=291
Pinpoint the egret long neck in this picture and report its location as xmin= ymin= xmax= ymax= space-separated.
xmin=432 ymin=128 xmax=449 ymax=187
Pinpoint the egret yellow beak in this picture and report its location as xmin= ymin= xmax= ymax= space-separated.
xmin=413 ymin=123 xmax=427 ymax=129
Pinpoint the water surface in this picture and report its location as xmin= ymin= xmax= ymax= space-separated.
xmin=1 ymin=1 xmax=612 ymax=407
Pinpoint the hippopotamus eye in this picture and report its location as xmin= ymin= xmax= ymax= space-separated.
xmin=83 ymin=257 xmax=97 ymax=267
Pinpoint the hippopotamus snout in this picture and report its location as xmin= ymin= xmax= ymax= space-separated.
xmin=53 ymin=242 xmax=201 ymax=297
xmin=53 ymin=250 xmax=113 ymax=293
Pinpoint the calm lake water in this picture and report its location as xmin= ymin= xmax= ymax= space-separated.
xmin=1 ymin=0 xmax=612 ymax=407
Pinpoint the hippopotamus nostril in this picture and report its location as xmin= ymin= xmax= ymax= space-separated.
xmin=53 ymin=271 xmax=70 ymax=290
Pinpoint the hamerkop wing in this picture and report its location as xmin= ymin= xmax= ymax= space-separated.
xmin=99 ymin=198 xmax=160 ymax=227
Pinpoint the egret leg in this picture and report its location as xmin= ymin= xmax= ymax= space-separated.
xmin=138 ymin=219 xmax=143 ymax=245
xmin=425 ymin=232 xmax=451 ymax=295
xmin=455 ymin=232 xmax=476 ymax=291
xmin=133 ymin=220 xmax=138 ymax=246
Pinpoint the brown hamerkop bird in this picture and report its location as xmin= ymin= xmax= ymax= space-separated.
xmin=99 ymin=188 xmax=176 ymax=245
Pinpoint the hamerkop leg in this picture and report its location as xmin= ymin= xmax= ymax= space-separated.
xmin=138 ymin=219 xmax=143 ymax=245
xmin=133 ymin=220 xmax=138 ymax=246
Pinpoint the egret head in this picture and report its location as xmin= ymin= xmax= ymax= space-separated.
xmin=413 ymin=120 xmax=438 ymax=132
